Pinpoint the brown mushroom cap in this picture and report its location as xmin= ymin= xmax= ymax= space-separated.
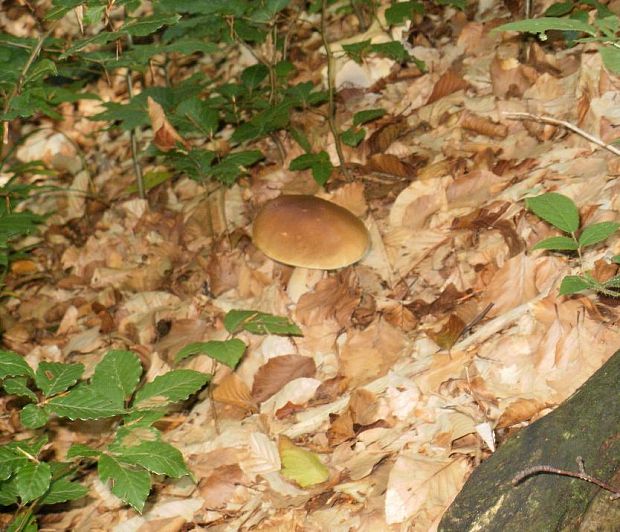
xmin=252 ymin=195 xmax=370 ymax=269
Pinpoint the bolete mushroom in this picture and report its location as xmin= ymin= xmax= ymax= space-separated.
xmin=252 ymin=195 xmax=370 ymax=270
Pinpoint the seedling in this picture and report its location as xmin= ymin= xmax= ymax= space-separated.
xmin=526 ymin=192 xmax=620 ymax=296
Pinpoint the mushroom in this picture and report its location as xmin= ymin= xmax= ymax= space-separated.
xmin=252 ymin=195 xmax=370 ymax=270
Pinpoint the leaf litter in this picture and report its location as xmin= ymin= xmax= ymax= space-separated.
xmin=2 ymin=1 xmax=620 ymax=531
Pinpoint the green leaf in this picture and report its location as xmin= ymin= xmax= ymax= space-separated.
xmin=67 ymin=444 xmax=102 ymax=459
xmin=289 ymin=151 xmax=333 ymax=186
xmin=531 ymin=236 xmax=578 ymax=251
xmin=175 ymin=338 xmax=246 ymax=368
xmin=133 ymin=370 xmax=210 ymax=407
xmin=341 ymin=127 xmax=366 ymax=147
xmin=578 ymin=221 xmax=620 ymax=247
xmin=20 ymin=404 xmax=49 ymax=429
xmin=0 ymin=350 xmax=34 ymax=379
xmin=279 ymin=437 xmax=329 ymax=488
xmin=241 ymin=64 xmax=269 ymax=90
xmin=525 ymin=192 xmax=580 ymax=233
xmin=603 ymin=275 xmax=620 ymax=289
xmin=35 ymin=361 xmax=84 ymax=397
xmin=98 ymin=454 xmax=151 ymax=513
xmin=116 ymin=441 xmax=189 ymax=478
xmin=40 ymin=478 xmax=88 ymax=505
xmin=544 ymin=2 xmax=575 ymax=16
xmin=290 ymin=127 xmax=312 ymax=153
xmin=6 ymin=509 xmax=37 ymax=532
xmin=3 ymin=376 xmax=37 ymax=402
xmin=209 ymin=150 xmax=264 ymax=185
xmin=494 ymin=17 xmax=597 ymax=36
xmin=0 ymin=477 xmax=19 ymax=506
xmin=385 ymin=1 xmax=424 ymax=25
xmin=342 ymin=40 xmax=371 ymax=63
xmin=15 ymin=461 xmax=51 ymax=503
xmin=352 ymin=108 xmax=386 ymax=126
xmin=91 ymin=350 xmax=143 ymax=407
xmin=224 ymin=310 xmax=302 ymax=336
xmin=48 ymin=385 xmax=126 ymax=420
xmin=559 ymin=275 xmax=591 ymax=295
xmin=0 ymin=446 xmax=27 ymax=479
xmin=122 ymin=14 xmax=181 ymax=37
xmin=369 ymin=41 xmax=411 ymax=62
xmin=124 ymin=170 xmax=173 ymax=196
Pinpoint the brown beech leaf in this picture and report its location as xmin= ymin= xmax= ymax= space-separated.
xmin=212 ymin=372 xmax=257 ymax=412
xmin=147 ymin=96 xmax=188 ymax=152
xmin=427 ymin=314 xmax=466 ymax=350
xmin=496 ymin=398 xmax=547 ymax=428
xmin=252 ymin=355 xmax=316 ymax=403
xmin=366 ymin=116 xmax=408 ymax=155
xmin=460 ymin=111 xmax=508 ymax=139
xmin=365 ymin=153 xmax=414 ymax=178
xmin=426 ymin=70 xmax=469 ymax=105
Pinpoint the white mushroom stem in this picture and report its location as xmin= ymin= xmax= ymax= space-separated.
xmin=287 ymin=267 xmax=324 ymax=304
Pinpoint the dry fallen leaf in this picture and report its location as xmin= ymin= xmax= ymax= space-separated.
xmin=252 ymin=355 xmax=317 ymax=403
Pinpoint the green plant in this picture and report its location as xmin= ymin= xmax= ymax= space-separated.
xmin=495 ymin=1 xmax=620 ymax=74
xmin=526 ymin=192 xmax=620 ymax=296
xmin=0 ymin=309 xmax=301 ymax=531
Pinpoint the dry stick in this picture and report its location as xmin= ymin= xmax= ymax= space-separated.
xmin=124 ymin=35 xmax=145 ymax=199
xmin=512 ymin=459 xmax=620 ymax=500
xmin=503 ymin=112 xmax=620 ymax=157
xmin=321 ymin=0 xmax=350 ymax=181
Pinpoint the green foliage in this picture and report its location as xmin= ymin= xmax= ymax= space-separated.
xmin=0 ymin=349 xmax=208 ymax=524
xmin=0 ymin=309 xmax=301 ymax=526
xmin=526 ymin=192 xmax=620 ymax=297
xmin=495 ymin=2 xmax=620 ymax=74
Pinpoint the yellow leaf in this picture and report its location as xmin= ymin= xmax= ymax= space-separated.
xmin=278 ymin=436 xmax=329 ymax=488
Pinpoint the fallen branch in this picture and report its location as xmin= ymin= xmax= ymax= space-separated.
xmin=503 ymin=112 xmax=620 ymax=157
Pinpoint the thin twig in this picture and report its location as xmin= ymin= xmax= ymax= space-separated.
xmin=321 ymin=0 xmax=350 ymax=181
xmin=512 ymin=459 xmax=620 ymax=500
xmin=124 ymin=32 xmax=145 ymax=199
xmin=503 ymin=112 xmax=620 ymax=157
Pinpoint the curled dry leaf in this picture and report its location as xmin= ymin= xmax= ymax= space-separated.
xmin=147 ymin=96 xmax=188 ymax=152
xmin=252 ymin=355 xmax=317 ymax=403
xmin=212 ymin=372 xmax=258 ymax=413
xmin=460 ymin=111 xmax=508 ymax=138
xmin=426 ymin=69 xmax=469 ymax=105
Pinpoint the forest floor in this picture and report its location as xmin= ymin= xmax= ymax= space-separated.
xmin=2 ymin=1 xmax=620 ymax=531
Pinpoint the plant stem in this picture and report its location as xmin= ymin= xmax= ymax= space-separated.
xmin=321 ymin=0 xmax=350 ymax=181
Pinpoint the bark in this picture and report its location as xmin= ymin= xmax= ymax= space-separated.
xmin=439 ymin=350 xmax=620 ymax=531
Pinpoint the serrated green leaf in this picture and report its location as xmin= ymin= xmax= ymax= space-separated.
xmin=175 ymin=338 xmax=246 ymax=368
xmin=20 ymin=404 xmax=49 ymax=429
xmin=122 ymin=14 xmax=181 ymax=37
xmin=369 ymin=41 xmax=411 ymax=62
xmin=525 ymin=192 xmax=580 ymax=233
xmin=48 ymin=385 xmax=126 ymax=420
xmin=341 ymin=127 xmax=366 ymax=147
xmin=0 ymin=350 xmax=34 ymax=379
xmin=602 ymin=275 xmax=620 ymax=289
xmin=224 ymin=310 xmax=302 ymax=336
xmin=289 ymin=151 xmax=333 ymax=186
xmin=0 ymin=446 xmax=27 ymax=479
xmin=531 ymin=236 xmax=578 ymax=251
xmin=15 ymin=461 xmax=51 ymax=503
xmin=241 ymin=64 xmax=269 ymax=90
xmin=352 ymin=108 xmax=386 ymax=126
xmin=290 ymin=127 xmax=312 ymax=153
xmin=91 ymin=350 xmax=143 ymax=407
xmin=133 ymin=370 xmax=210 ymax=407
xmin=385 ymin=1 xmax=425 ymax=25
xmin=2 ymin=376 xmax=37 ymax=402
xmin=0 ymin=477 xmax=19 ymax=505
xmin=578 ymin=221 xmax=619 ymax=247
xmin=67 ymin=444 xmax=102 ymax=459
xmin=559 ymin=275 xmax=591 ymax=295
xmin=279 ymin=437 xmax=329 ymax=488
xmin=342 ymin=39 xmax=371 ymax=63
xmin=40 ymin=477 xmax=88 ymax=505
xmin=209 ymin=150 xmax=264 ymax=185
xmin=116 ymin=441 xmax=189 ymax=478
xmin=35 ymin=361 xmax=84 ymax=397
xmin=98 ymin=454 xmax=150 ymax=513
xmin=494 ymin=17 xmax=597 ymax=36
